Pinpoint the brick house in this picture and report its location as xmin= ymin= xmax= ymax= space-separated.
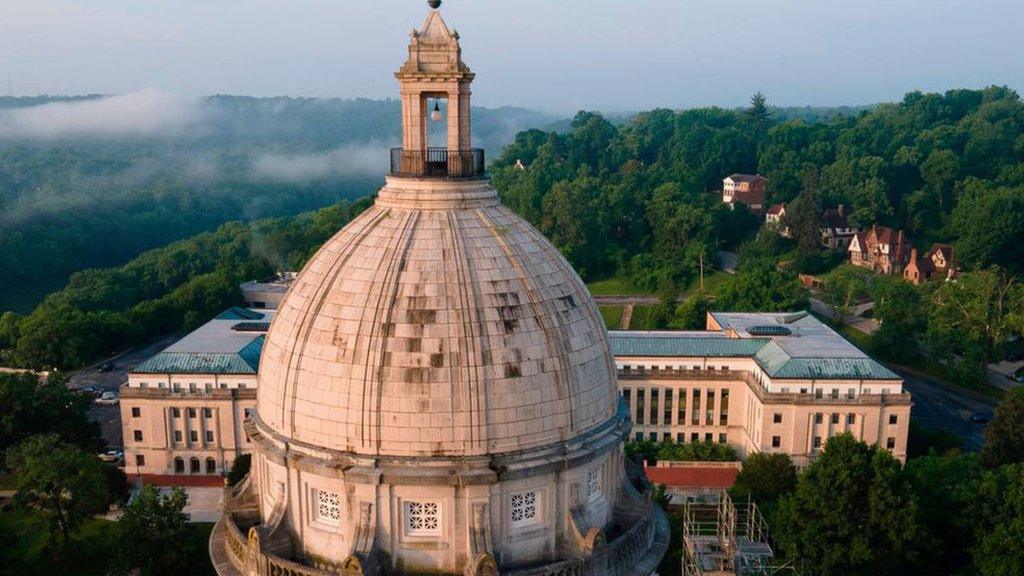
xmin=904 ymin=244 xmax=956 ymax=284
xmin=722 ymin=174 xmax=767 ymax=213
xmin=849 ymin=225 xmax=912 ymax=274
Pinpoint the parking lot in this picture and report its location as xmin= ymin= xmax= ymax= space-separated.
xmin=69 ymin=335 xmax=180 ymax=451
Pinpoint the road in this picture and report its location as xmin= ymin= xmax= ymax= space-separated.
xmin=69 ymin=335 xmax=180 ymax=451
xmin=896 ymin=368 xmax=997 ymax=452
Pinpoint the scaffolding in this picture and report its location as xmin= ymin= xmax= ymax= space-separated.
xmin=681 ymin=492 xmax=805 ymax=576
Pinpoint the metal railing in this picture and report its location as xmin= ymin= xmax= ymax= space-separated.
xmin=389 ymin=147 xmax=485 ymax=178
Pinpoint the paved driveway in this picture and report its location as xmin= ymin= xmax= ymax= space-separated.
xmin=896 ymin=368 xmax=997 ymax=452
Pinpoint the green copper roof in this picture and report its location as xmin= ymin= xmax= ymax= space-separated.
xmin=134 ymin=335 xmax=264 ymax=375
xmin=755 ymin=341 xmax=898 ymax=380
xmin=609 ymin=334 xmax=769 ymax=357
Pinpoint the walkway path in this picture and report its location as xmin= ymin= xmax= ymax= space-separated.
xmin=620 ymin=303 xmax=635 ymax=330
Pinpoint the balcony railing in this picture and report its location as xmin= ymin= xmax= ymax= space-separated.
xmin=390 ymin=147 xmax=485 ymax=179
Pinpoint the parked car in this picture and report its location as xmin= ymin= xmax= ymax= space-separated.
xmin=81 ymin=386 xmax=98 ymax=396
xmin=1014 ymin=367 xmax=1024 ymax=384
xmin=98 ymin=450 xmax=124 ymax=463
xmin=98 ymin=361 xmax=116 ymax=373
xmin=96 ymin=391 xmax=119 ymax=405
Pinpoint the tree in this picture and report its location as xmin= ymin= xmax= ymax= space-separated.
xmin=905 ymin=453 xmax=982 ymax=574
xmin=0 ymin=372 xmax=101 ymax=457
xmin=870 ymin=275 xmax=924 ymax=361
xmin=5 ymin=435 xmax=110 ymax=543
xmin=746 ymin=91 xmax=772 ymax=125
xmin=716 ymin=259 xmax=808 ymax=312
xmin=731 ymin=453 xmax=797 ymax=503
xmin=774 ymin=434 xmax=922 ymax=576
xmin=981 ymin=387 xmax=1024 ymax=469
xmin=227 ymin=453 xmax=252 ymax=486
xmin=782 ymin=186 xmax=823 ymax=255
xmin=113 ymin=485 xmax=195 ymax=576
xmin=925 ymin=270 xmax=1024 ymax=385
xmin=670 ymin=294 xmax=712 ymax=330
xmin=820 ymin=266 xmax=869 ymax=319
xmin=968 ymin=463 xmax=1024 ymax=576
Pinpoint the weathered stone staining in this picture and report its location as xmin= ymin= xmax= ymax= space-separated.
xmin=210 ymin=3 xmax=668 ymax=575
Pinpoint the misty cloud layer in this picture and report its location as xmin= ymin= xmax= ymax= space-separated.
xmin=0 ymin=89 xmax=206 ymax=139
xmin=252 ymin=146 xmax=389 ymax=182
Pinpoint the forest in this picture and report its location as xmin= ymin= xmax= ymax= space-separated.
xmin=0 ymin=95 xmax=556 ymax=312
xmin=2 ymin=86 xmax=1024 ymax=376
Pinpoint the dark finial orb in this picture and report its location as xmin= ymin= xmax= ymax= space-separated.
xmin=428 ymin=0 xmax=442 ymax=9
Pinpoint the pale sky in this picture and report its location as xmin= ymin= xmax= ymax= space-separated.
xmin=1 ymin=0 xmax=1022 ymax=113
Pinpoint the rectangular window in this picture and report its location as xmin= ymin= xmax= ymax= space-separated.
xmin=190 ymin=430 xmax=198 ymax=442
xmin=691 ymin=389 xmax=701 ymax=426
xmin=635 ymin=432 xmax=643 ymax=442
xmin=886 ymin=437 xmax=896 ymax=449
xmin=131 ymin=407 xmax=141 ymax=418
xmin=133 ymin=430 xmax=143 ymax=442
xmin=773 ymin=413 xmax=782 ymax=424
xmin=831 ymin=414 xmax=839 ymax=424
xmin=510 ymin=492 xmax=538 ymax=526
xmin=888 ymin=414 xmax=898 ymax=425
xmin=704 ymin=433 xmax=712 ymax=443
xmin=847 ymin=413 xmax=856 ymax=425
xmin=171 ymin=407 xmax=181 ymax=418
xmin=772 ymin=436 xmax=781 ymax=448
xmin=635 ymin=389 xmax=645 ymax=425
xmin=677 ymin=433 xmax=685 ymax=443
xmin=174 ymin=431 xmax=182 ymax=442
xmin=238 ymin=383 xmax=246 ymax=389
xmin=814 ymin=413 xmax=823 ymax=424
xmin=135 ymin=454 xmax=145 ymax=466
xmin=205 ymin=383 xmax=213 ymax=392
xmin=172 ymin=383 xmax=181 ymax=392
xmin=315 ymin=490 xmax=341 ymax=526
xmin=586 ymin=467 xmax=600 ymax=499
xmin=720 ymin=389 xmax=729 ymax=425
xmin=622 ymin=389 xmax=631 ymax=414
xmin=205 ymin=430 xmax=214 ymax=443
xmin=706 ymin=390 xmax=715 ymax=425
xmin=813 ymin=436 xmax=822 ymax=448
xmin=848 ymin=388 xmax=856 ymax=399
xmin=188 ymin=383 xmax=197 ymax=392
xmin=663 ymin=388 xmax=673 ymax=426
xmin=718 ymin=433 xmax=727 ymax=444
xmin=691 ymin=433 xmax=699 ymax=443
xmin=405 ymin=501 xmax=440 ymax=535
xmin=831 ymin=389 xmax=839 ymax=399
xmin=677 ymin=388 xmax=687 ymax=424
xmin=649 ymin=432 xmax=657 ymax=441
xmin=649 ymin=389 xmax=659 ymax=425
xmin=204 ymin=408 xmax=213 ymax=418
xmin=815 ymin=389 xmax=823 ymax=399
xmin=187 ymin=408 xmax=197 ymax=418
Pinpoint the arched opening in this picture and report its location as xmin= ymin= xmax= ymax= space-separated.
xmin=174 ymin=457 xmax=185 ymax=474
xmin=206 ymin=457 xmax=217 ymax=474
xmin=190 ymin=457 xmax=200 ymax=474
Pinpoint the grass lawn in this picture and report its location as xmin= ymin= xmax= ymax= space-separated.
xmin=599 ymin=305 xmax=624 ymax=330
xmin=586 ymin=275 xmax=652 ymax=296
xmin=681 ymin=270 xmax=734 ymax=299
xmin=0 ymin=507 xmax=215 ymax=576
xmin=628 ymin=305 xmax=658 ymax=330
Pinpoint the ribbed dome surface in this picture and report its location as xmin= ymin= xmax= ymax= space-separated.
xmin=257 ymin=178 xmax=619 ymax=457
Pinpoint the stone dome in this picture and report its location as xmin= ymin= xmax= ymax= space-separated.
xmin=257 ymin=177 xmax=619 ymax=457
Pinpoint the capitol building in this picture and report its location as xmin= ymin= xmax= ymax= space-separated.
xmin=207 ymin=2 xmax=670 ymax=574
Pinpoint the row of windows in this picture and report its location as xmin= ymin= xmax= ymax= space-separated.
xmin=802 ymin=413 xmax=899 ymax=425
xmin=134 ymin=381 xmax=249 ymax=391
xmin=132 ymin=429 xmax=216 ymax=443
xmin=637 ymin=431 xmax=728 ymax=444
xmin=622 ymin=387 xmax=730 ymax=427
xmin=311 ymin=468 xmax=603 ymax=533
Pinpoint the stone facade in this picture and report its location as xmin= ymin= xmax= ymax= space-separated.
xmin=210 ymin=4 xmax=667 ymax=576
xmin=849 ymin=225 xmax=912 ymax=275
xmin=614 ymin=313 xmax=911 ymax=466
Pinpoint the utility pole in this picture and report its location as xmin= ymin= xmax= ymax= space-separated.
xmin=699 ymin=248 xmax=705 ymax=291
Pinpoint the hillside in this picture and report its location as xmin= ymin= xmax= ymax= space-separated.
xmin=0 ymin=94 xmax=558 ymax=313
